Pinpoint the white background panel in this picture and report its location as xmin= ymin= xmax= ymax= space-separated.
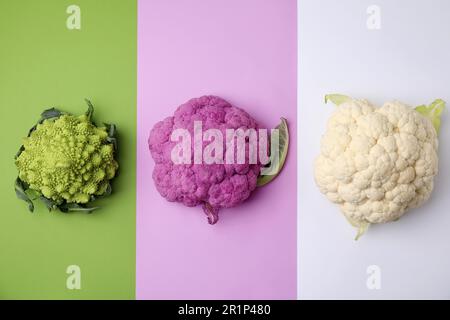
xmin=298 ymin=0 xmax=450 ymax=299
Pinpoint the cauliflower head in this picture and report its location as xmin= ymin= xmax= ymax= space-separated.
xmin=314 ymin=95 xmax=445 ymax=238
xmin=15 ymin=100 xmax=118 ymax=212
xmin=149 ymin=95 xmax=263 ymax=224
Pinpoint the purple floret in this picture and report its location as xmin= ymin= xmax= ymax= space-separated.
xmin=148 ymin=95 xmax=262 ymax=224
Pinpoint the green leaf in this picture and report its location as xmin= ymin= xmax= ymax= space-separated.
xmin=40 ymin=108 xmax=63 ymax=121
xmin=103 ymin=183 xmax=112 ymax=197
xmin=84 ymin=99 xmax=94 ymax=121
xmin=15 ymin=145 xmax=25 ymax=160
xmin=415 ymin=99 xmax=446 ymax=134
xmin=39 ymin=196 xmax=59 ymax=211
xmin=104 ymin=123 xmax=118 ymax=151
xmin=355 ymin=222 xmax=370 ymax=241
xmin=27 ymin=189 xmax=42 ymax=200
xmin=26 ymin=124 xmax=38 ymax=137
xmin=59 ymin=203 xmax=99 ymax=213
xmin=107 ymin=137 xmax=118 ymax=151
xmin=324 ymin=94 xmax=353 ymax=106
xmin=105 ymin=123 xmax=117 ymax=138
xmin=345 ymin=216 xmax=370 ymax=240
xmin=257 ymin=118 xmax=289 ymax=187
xmin=14 ymin=178 xmax=34 ymax=212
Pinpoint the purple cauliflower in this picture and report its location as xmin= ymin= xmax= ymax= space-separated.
xmin=149 ymin=95 xmax=263 ymax=224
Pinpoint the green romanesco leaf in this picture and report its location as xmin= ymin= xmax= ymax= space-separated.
xmin=84 ymin=98 xmax=95 ymax=121
xmin=59 ymin=203 xmax=99 ymax=213
xmin=40 ymin=108 xmax=63 ymax=121
xmin=14 ymin=178 xmax=34 ymax=212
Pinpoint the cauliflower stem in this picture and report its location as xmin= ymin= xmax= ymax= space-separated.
xmin=202 ymin=202 xmax=220 ymax=225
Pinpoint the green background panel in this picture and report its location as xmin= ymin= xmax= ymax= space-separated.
xmin=0 ymin=0 xmax=136 ymax=299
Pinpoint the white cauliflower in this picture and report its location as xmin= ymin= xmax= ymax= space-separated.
xmin=314 ymin=94 xmax=445 ymax=239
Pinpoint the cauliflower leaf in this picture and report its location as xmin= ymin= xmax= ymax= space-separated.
xmin=257 ymin=117 xmax=290 ymax=187
xmin=345 ymin=216 xmax=370 ymax=241
xmin=415 ymin=99 xmax=446 ymax=134
xmin=324 ymin=94 xmax=353 ymax=106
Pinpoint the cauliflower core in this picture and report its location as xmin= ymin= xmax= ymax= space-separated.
xmin=315 ymin=96 xmax=443 ymax=235
xmin=149 ymin=96 xmax=262 ymax=224
xmin=16 ymin=113 xmax=118 ymax=205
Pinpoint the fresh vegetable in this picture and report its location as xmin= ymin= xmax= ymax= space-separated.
xmin=15 ymin=99 xmax=118 ymax=213
xmin=315 ymin=94 xmax=445 ymax=239
xmin=148 ymin=95 xmax=289 ymax=224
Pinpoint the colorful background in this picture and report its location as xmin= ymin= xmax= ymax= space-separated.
xmin=298 ymin=0 xmax=450 ymax=300
xmin=0 ymin=0 xmax=136 ymax=299
xmin=136 ymin=0 xmax=297 ymax=299
xmin=3 ymin=0 xmax=446 ymax=301
xmin=0 ymin=0 xmax=297 ymax=300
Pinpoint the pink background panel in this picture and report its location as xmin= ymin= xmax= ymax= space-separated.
xmin=137 ymin=0 xmax=297 ymax=299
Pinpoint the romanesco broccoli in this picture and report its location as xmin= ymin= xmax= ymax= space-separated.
xmin=14 ymin=99 xmax=118 ymax=213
